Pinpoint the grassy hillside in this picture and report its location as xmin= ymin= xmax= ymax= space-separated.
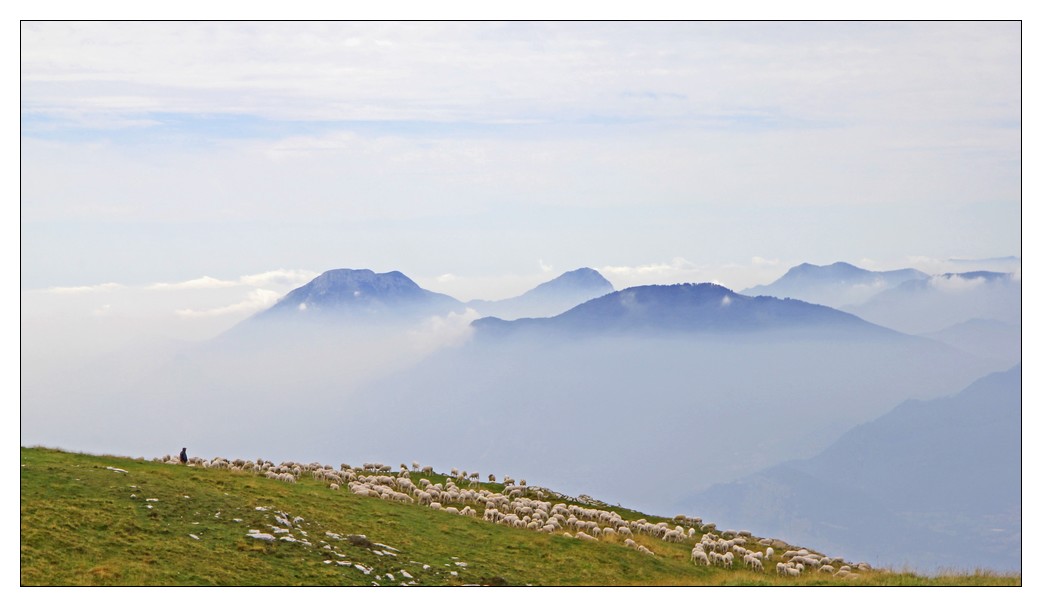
xmin=20 ymin=447 xmax=1019 ymax=586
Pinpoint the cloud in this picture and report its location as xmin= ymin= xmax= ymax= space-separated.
xmin=174 ymin=289 xmax=281 ymax=318
xmin=45 ymin=282 xmax=125 ymax=295
xmin=749 ymin=256 xmax=781 ymax=267
xmin=237 ymin=269 xmax=318 ymax=288
xmin=407 ymin=308 xmax=481 ymax=353
xmin=148 ymin=269 xmax=317 ymax=291
xmin=599 ymin=258 xmax=703 ymax=286
xmin=928 ymin=275 xmax=988 ymax=293
xmin=148 ymin=276 xmax=239 ymax=290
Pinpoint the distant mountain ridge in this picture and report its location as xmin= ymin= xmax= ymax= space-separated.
xmin=474 ymin=282 xmax=896 ymax=339
xmin=468 ymin=268 xmax=614 ymax=320
xmin=845 ymin=270 xmax=1021 ymax=335
xmin=742 ymin=262 xmax=928 ymax=308
xmin=683 ymin=364 xmax=1021 ymax=573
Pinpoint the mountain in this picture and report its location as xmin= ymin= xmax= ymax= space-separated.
xmin=919 ymin=318 xmax=1021 ymax=368
xmin=468 ymin=268 xmax=614 ymax=320
xmin=301 ymin=282 xmax=1003 ymax=521
xmin=200 ymin=268 xmax=473 ymax=384
xmin=473 ymin=282 xmax=896 ymax=339
xmin=844 ymin=271 xmax=1021 ymax=335
xmin=252 ymin=268 xmax=465 ymax=323
xmin=742 ymin=262 xmax=929 ymax=308
xmin=681 ymin=365 xmax=1021 ymax=573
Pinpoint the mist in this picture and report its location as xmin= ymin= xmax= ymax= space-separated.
xmin=22 ymin=309 xmax=1005 ymax=512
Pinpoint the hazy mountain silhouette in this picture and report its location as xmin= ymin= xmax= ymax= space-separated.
xmin=252 ymin=268 xmax=465 ymax=322
xmin=299 ymin=281 xmax=1004 ymax=525
xmin=742 ymin=262 xmax=928 ymax=308
xmin=468 ymin=268 xmax=614 ymax=320
xmin=473 ymin=282 xmax=897 ymax=339
xmin=681 ymin=365 xmax=1021 ymax=573
xmin=844 ymin=271 xmax=1021 ymax=335
xmin=919 ymin=318 xmax=1021 ymax=367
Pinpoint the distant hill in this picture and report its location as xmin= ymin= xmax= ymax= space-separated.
xmin=741 ymin=262 xmax=928 ymax=308
xmin=473 ymin=282 xmax=896 ymax=339
xmin=468 ymin=268 xmax=614 ymax=320
xmin=919 ymin=318 xmax=1021 ymax=368
xmin=844 ymin=271 xmax=1021 ymax=335
xmin=682 ymin=365 xmax=1021 ymax=573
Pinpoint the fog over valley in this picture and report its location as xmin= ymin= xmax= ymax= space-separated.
xmin=20 ymin=260 xmax=1021 ymax=573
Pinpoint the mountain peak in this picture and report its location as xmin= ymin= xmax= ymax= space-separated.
xmin=253 ymin=268 xmax=462 ymax=321
xmin=524 ymin=267 xmax=614 ymax=296
xmin=466 ymin=268 xmax=615 ymax=320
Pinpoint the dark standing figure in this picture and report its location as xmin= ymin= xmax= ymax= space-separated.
xmin=179 ymin=447 xmax=188 ymax=464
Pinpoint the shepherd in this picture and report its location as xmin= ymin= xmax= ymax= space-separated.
xmin=179 ymin=447 xmax=188 ymax=464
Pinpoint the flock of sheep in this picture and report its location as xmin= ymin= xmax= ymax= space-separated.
xmin=158 ymin=453 xmax=873 ymax=579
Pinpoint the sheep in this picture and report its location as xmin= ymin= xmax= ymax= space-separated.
xmin=329 ymin=483 xmax=340 ymax=490
xmin=743 ymin=554 xmax=763 ymax=572
xmin=636 ymin=545 xmax=655 ymax=556
xmin=488 ymin=474 xmax=496 ymax=483
xmin=765 ymin=547 xmax=774 ymax=561
xmin=691 ymin=550 xmax=710 ymax=566
xmin=661 ymin=530 xmax=680 ymax=543
xmin=819 ymin=565 xmax=835 ymax=574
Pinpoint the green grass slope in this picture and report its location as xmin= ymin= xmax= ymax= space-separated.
xmin=20 ymin=447 xmax=1019 ymax=586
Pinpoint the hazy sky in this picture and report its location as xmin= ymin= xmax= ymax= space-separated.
xmin=20 ymin=21 xmax=1022 ymax=342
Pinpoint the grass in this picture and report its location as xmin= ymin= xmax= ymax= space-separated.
xmin=20 ymin=447 xmax=1021 ymax=587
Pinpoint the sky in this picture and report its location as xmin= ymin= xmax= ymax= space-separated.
xmin=18 ymin=20 xmax=1023 ymax=346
